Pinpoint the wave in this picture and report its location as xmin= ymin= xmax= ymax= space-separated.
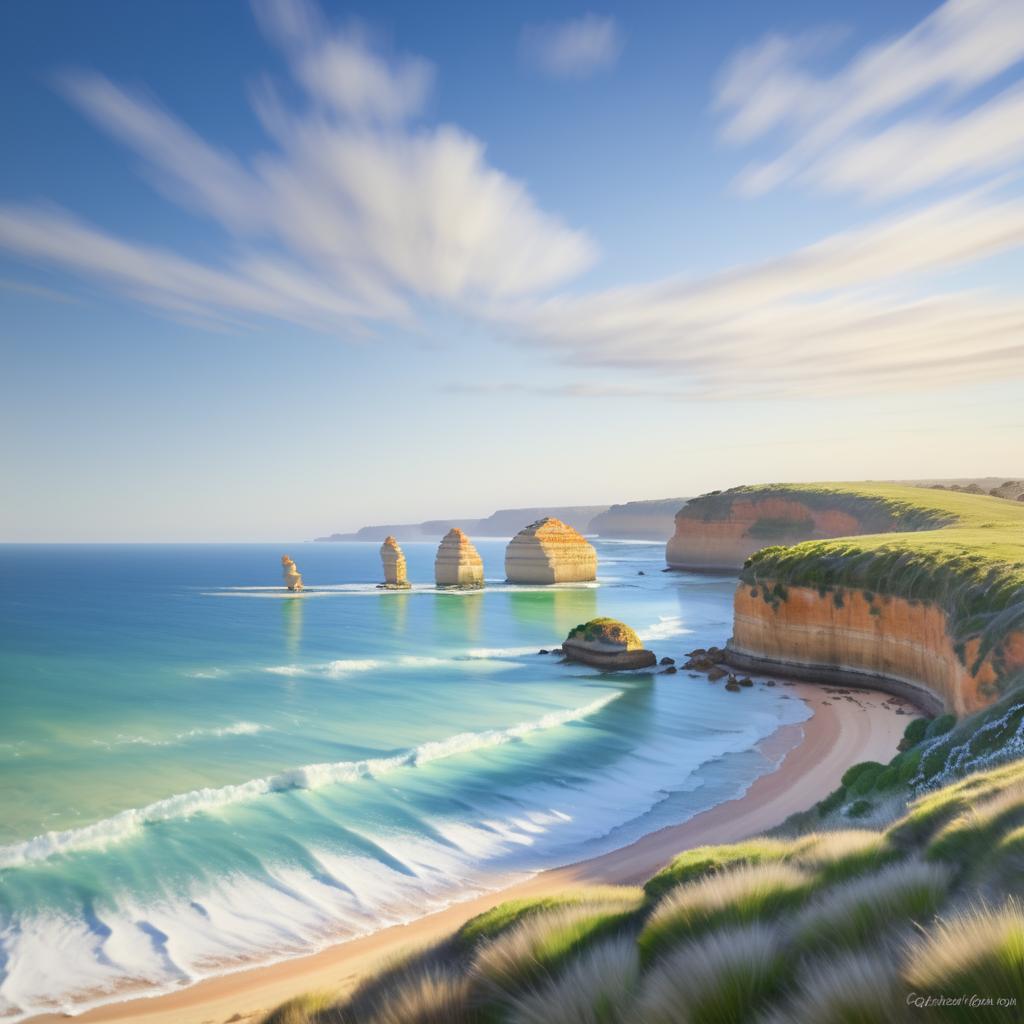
xmin=97 ymin=722 xmax=269 ymax=748
xmin=0 ymin=691 xmax=623 ymax=870
xmin=638 ymin=615 xmax=691 ymax=642
xmin=265 ymin=649 xmax=534 ymax=678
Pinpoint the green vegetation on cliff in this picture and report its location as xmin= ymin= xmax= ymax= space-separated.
xmin=727 ymin=483 xmax=1024 ymax=691
xmin=566 ymin=617 xmax=644 ymax=649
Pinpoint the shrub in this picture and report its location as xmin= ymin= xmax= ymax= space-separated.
xmin=849 ymin=767 xmax=884 ymax=796
xmin=875 ymin=767 xmax=900 ymax=791
xmin=902 ymin=718 xmax=928 ymax=747
xmin=926 ymin=714 xmax=957 ymax=740
xmin=643 ymin=839 xmax=792 ymax=901
xmin=842 ymin=762 xmax=884 ymax=789
xmin=896 ymin=747 xmax=924 ymax=784
xmin=793 ymin=860 xmax=949 ymax=951
xmin=903 ymin=900 xmax=1024 ymax=1022
xmin=847 ymin=799 xmax=873 ymax=818
xmin=638 ymin=863 xmax=814 ymax=962
xmin=507 ymin=938 xmax=638 ymax=1024
xmin=817 ymin=786 xmax=847 ymax=818
xmin=638 ymin=924 xmax=787 ymax=1024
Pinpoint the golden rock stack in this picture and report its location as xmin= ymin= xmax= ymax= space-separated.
xmin=504 ymin=517 xmax=597 ymax=584
xmin=434 ymin=528 xmax=484 ymax=588
xmin=378 ymin=536 xmax=411 ymax=589
xmin=281 ymin=554 xmax=304 ymax=591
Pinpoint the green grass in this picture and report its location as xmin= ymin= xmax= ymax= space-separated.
xmin=642 ymin=839 xmax=792 ymax=901
xmin=566 ymin=618 xmax=643 ymax=649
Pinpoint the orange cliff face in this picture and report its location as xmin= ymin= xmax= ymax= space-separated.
xmin=728 ymin=584 xmax=1024 ymax=717
xmin=666 ymin=497 xmax=866 ymax=571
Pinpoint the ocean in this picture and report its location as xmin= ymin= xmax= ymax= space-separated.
xmin=0 ymin=540 xmax=809 ymax=1019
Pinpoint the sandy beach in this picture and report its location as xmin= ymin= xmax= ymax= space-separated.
xmin=31 ymin=680 xmax=911 ymax=1024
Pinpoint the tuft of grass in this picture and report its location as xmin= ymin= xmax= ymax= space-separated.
xmin=341 ymin=966 xmax=474 ymax=1024
xmin=638 ymin=924 xmax=787 ymax=1024
xmin=762 ymin=951 xmax=911 ymax=1024
xmin=457 ymin=886 xmax=641 ymax=949
xmin=470 ymin=904 xmax=636 ymax=1002
xmin=507 ymin=938 xmax=639 ymax=1024
xmin=638 ymin=862 xmax=815 ymax=962
xmin=792 ymin=860 xmax=949 ymax=952
xmin=903 ymin=900 xmax=1024 ymax=1022
xmin=787 ymin=830 xmax=901 ymax=883
xmin=643 ymin=839 xmax=792 ymax=901
xmin=261 ymin=992 xmax=335 ymax=1024
xmin=927 ymin=782 xmax=1024 ymax=869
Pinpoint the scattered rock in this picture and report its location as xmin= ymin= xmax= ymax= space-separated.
xmin=661 ymin=666 xmax=678 ymax=675
xmin=725 ymin=681 xmax=741 ymax=692
xmin=660 ymin=656 xmax=676 ymax=666
xmin=638 ymin=570 xmax=646 ymax=576
xmin=538 ymin=649 xmax=550 ymax=656
xmin=708 ymin=667 xmax=727 ymax=681
xmin=764 ymin=680 xmax=776 ymax=687
xmin=739 ymin=677 xmax=754 ymax=687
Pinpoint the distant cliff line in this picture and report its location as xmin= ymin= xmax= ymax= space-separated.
xmin=315 ymin=498 xmax=689 ymax=543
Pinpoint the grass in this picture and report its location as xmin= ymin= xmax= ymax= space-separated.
xmin=903 ymin=901 xmax=1024 ymax=1022
xmin=643 ymin=838 xmax=792 ymax=900
xmin=786 ymin=830 xmax=901 ymax=883
xmin=638 ymin=862 xmax=815 ymax=962
xmin=565 ymin=618 xmax=643 ymax=650
xmin=506 ymin=938 xmax=639 ymax=1024
xmin=638 ymin=925 xmax=786 ymax=1024
xmin=792 ymin=860 xmax=949 ymax=951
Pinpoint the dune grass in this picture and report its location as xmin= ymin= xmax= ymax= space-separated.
xmin=638 ymin=862 xmax=815 ymax=963
xmin=786 ymin=829 xmax=901 ymax=883
xmin=903 ymin=901 xmax=1024 ymax=1023
xmin=642 ymin=838 xmax=792 ymax=901
xmin=638 ymin=925 xmax=786 ymax=1024
xmin=792 ymin=860 xmax=949 ymax=952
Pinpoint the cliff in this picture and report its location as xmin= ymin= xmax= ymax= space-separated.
xmin=718 ymin=483 xmax=1024 ymax=715
xmin=505 ymin=517 xmax=597 ymax=584
xmin=434 ymin=528 xmax=484 ymax=588
xmin=562 ymin=617 xmax=657 ymax=670
xmin=280 ymin=555 xmax=303 ymax=591
xmin=588 ymin=498 xmax=689 ymax=541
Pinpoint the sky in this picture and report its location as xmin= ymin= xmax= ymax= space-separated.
xmin=1 ymin=0 xmax=1023 ymax=541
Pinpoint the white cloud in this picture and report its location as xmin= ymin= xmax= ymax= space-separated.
xmin=521 ymin=14 xmax=622 ymax=78
xmin=0 ymin=0 xmax=595 ymax=333
xmin=501 ymin=193 xmax=1024 ymax=397
xmin=717 ymin=0 xmax=1024 ymax=198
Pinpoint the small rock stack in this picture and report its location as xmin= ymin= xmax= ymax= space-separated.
xmin=378 ymin=536 xmax=411 ymax=589
xmin=281 ymin=554 xmax=304 ymax=591
xmin=434 ymin=528 xmax=484 ymax=588
xmin=505 ymin=517 xmax=597 ymax=584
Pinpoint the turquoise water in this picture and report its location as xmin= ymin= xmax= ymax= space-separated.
xmin=0 ymin=541 xmax=808 ymax=1019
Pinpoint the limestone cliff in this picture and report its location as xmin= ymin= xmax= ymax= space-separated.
xmin=281 ymin=555 xmax=303 ymax=591
xmin=434 ymin=528 xmax=484 ymax=588
xmin=728 ymin=584 xmax=1024 ymax=717
xmin=378 ymin=536 xmax=411 ymax=589
xmin=505 ymin=517 xmax=597 ymax=584
xmin=588 ymin=498 xmax=689 ymax=541
xmin=666 ymin=492 xmax=878 ymax=572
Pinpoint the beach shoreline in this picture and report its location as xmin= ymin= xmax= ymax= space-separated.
xmin=29 ymin=680 xmax=911 ymax=1024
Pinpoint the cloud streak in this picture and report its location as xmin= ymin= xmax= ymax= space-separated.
xmin=717 ymin=0 xmax=1024 ymax=198
xmin=521 ymin=14 xmax=622 ymax=78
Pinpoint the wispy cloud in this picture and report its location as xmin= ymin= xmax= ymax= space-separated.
xmin=716 ymin=0 xmax=1024 ymax=198
xmin=500 ymin=192 xmax=1024 ymax=397
xmin=521 ymin=13 xmax=622 ymax=78
xmin=0 ymin=0 xmax=595 ymax=333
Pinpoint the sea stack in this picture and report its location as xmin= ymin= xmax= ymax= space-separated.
xmin=434 ymin=528 xmax=484 ymax=589
xmin=378 ymin=536 xmax=411 ymax=589
xmin=281 ymin=554 xmax=304 ymax=591
xmin=562 ymin=618 xmax=656 ymax=670
xmin=505 ymin=517 xmax=597 ymax=584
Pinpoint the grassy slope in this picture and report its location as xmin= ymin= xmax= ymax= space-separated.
xmin=716 ymin=483 xmax=1024 ymax=686
xmin=267 ymin=757 xmax=1024 ymax=1024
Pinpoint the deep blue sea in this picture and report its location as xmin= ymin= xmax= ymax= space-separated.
xmin=0 ymin=540 xmax=809 ymax=1019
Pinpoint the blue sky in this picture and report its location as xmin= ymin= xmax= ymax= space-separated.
xmin=2 ymin=0 xmax=1022 ymax=541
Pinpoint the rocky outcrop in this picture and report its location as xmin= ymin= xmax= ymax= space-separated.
xmin=727 ymin=584 xmax=1024 ymax=717
xmin=378 ymin=536 xmax=411 ymax=589
xmin=281 ymin=555 xmax=304 ymax=591
xmin=666 ymin=494 xmax=871 ymax=572
xmin=562 ymin=618 xmax=656 ymax=670
xmin=505 ymin=518 xmax=597 ymax=584
xmin=589 ymin=498 xmax=689 ymax=541
xmin=434 ymin=528 xmax=484 ymax=588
